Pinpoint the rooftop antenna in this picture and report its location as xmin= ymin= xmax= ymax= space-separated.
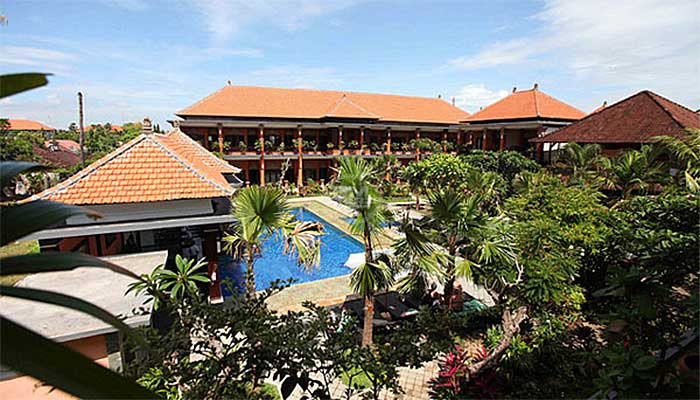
xmin=77 ymin=91 xmax=85 ymax=165
xmin=533 ymin=83 xmax=539 ymax=90
xmin=512 ymin=86 xmax=517 ymax=93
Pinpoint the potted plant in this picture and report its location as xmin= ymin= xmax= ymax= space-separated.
xmin=401 ymin=143 xmax=410 ymax=154
xmin=264 ymin=140 xmax=274 ymax=154
xmin=254 ymin=139 xmax=263 ymax=154
xmin=340 ymin=140 xmax=351 ymax=155
xmin=348 ymin=140 xmax=359 ymax=154
xmin=445 ymin=141 xmax=456 ymax=153
xmin=278 ymin=142 xmax=286 ymax=154
xmin=370 ymin=142 xmax=380 ymax=154
xmin=326 ymin=142 xmax=336 ymax=155
xmin=238 ymin=141 xmax=247 ymax=154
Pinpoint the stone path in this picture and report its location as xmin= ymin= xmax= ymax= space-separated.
xmin=276 ymin=360 xmax=440 ymax=400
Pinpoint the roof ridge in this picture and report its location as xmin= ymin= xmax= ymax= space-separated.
xmin=644 ymin=90 xmax=698 ymax=130
xmin=149 ymin=135 xmax=234 ymax=196
xmin=164 ymin=129 xmax=238 ymax=172
xmin=325 ymin=95 xmax=379 ymax=118
xmin=30 ymin=134 xmax=149 ymax=202
xmin=533 ymin=90 xmax=540 ymax=117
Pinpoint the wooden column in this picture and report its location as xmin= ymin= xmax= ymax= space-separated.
xmin=386 ymin=127 xmax=392 ymax=154
xmin=259 ymin=125 xmax=265 ymax=186
xmin=457 ymin=129 xmax=462 ymax=146
xmin=359 ymin=126 xmax=365 ymax=153
xmin=338 ymin=126 xmax=344 ymax=150
xmin=297 ymin=125 xmax=304 ymax=187
xmin=217 ymin=124 xmax=224 ymax=153
xmin=482 ymin=128 xmax=488 ymax=151
xmin=499 ymin=127 xmax=505 ymax=151
xmin=204 ymin=229 xmax=222 ymax=302
xmin=442 ymin=130 xmax=447 ymax=152
xmin=415 ymin=128 xmax=421 ymax=160
xmin=245 ymin=162 xmax=250 ymax=183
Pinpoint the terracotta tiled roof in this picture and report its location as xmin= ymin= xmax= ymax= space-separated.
xmin=34 ymin=146 xmax=81 ymax=168
xmin=177 ymin=85 xmax=469 ymax=124
xmin=590 ymin=101 xmax=607 ymax=115
xmin=87 ymin=124 xmax=123 ymax=132
xmin=464 ymin=87 xmax=585 ymax=123
xmin=32 ymin=129 xmax=240 ymax=205
xmin=7 ymin=119 xmax=55 ymax=131
xmin=531 ymin=90 xmax=700 ymax=144
xmin=44 ymin=139 xmax=81 ymax=153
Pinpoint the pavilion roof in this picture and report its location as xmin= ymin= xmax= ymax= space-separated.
xmin=176 ymin=85 xmax=469 ymax=124
xmin=31 ymin=128 xmax=240 ymax=205
xmin=464 ymin=86 xmax=585 ymax=123
xmin=531 ymin=90 xmax=700 ymax=144
xmin=7 ymin=119 xmax=56 ymax=131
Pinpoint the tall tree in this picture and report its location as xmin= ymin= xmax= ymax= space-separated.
xmin=598 ymin=145 xmax=668 ymax=199
xmin=554 ymin=142 xmax=603 ymax=184
xmin=224 ymin=186 xmax=323 ymax=296
xmin=654 ymin=129 xmax=700 ymax=192
xmin=336 ymin=156 xmax=392 ymax=346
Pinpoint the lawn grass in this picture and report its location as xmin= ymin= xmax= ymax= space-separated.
xmin=340 ymin=367 xmax=372 ymax=390
xmin=0 ymin=240 xmax=39 ymax=286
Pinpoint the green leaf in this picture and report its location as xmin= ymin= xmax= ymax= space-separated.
xmin=0 ymin=285 xmax=146 ymax=346
xmin=632 ymin=355 xmax=657 ymax=371
xmin=0 ymin=162 xmax=48 ymax=187
xmin=0 ymin=252 xmax=141 ymax=281
xmin=0 ymin=317 xmax=156 ymax=399
xmin=0 ymin=73 xmax=52 ymax=98
xmin=1 ymin=200 xmax=100 ymax=247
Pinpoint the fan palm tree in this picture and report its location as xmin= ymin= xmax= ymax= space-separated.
xmin=424 ymin=189 xmax=515 ymax=307
xmin=224 ymin=186 xmax=323 ymax=297
xmin=654 ymin=129 xmax=700 ymax=192
xmin=597 ymin=145 xmax=668 ymax=199
xmin=335 ymin=156 xmax=392 ymax=346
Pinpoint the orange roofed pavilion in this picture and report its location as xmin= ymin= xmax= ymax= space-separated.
xmin=462 ymin=84 xmax=585 ymax=154
xmin=26 ymin=120 xmax=243 ymax=302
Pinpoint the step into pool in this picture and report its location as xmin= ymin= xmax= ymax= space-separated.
xmin=220 ymin=207 xmax=364 ymax=293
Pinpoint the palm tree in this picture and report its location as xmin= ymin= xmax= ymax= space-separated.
xmin=598 ymin=145 xmax=668 ymax=199
xmin=336 ymin=156 xmax=392 ymax=346
xmin=555 ymin=142 xmax=602 ymax=184
xmin=224 ymin=186 xmax=323 ymax=296
xmin=654 ymin=129 xmax=700 ymax=192
xmin=424 ymin=189 xmax=514 ymax=307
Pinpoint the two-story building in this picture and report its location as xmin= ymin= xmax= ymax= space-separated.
xmin=174 ymin=84 xmax=471 ymax=186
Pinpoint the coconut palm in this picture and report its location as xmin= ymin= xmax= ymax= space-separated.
xmin=335 ymin=156 xmax=393 ymax=346
xmin=597 ymin=145 xmax=668 ymax=199
xmin=654 ymin=129 xmax=700 ymax=192
xmin=224 ymin=186 xmax=323 ymax=296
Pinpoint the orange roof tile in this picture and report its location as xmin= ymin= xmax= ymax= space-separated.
xmin=31 ymin=129 xmax=240 ymax=205
xmin=177 ymin=85 xmax=469 ymax=124
xmin=7 ymin=119 xmax=55 ymax=131
xmin=86 ymin=124 xmax=123 ymax=132
xmin=464 ymin=87 xmax=585 ymax=123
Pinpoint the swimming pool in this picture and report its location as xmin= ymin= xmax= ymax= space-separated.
xmin=220 ymin=207 xmax=364 ymax=293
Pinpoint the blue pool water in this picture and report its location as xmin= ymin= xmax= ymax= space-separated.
xmin=220 ymin=207 xmax=364 ymax=293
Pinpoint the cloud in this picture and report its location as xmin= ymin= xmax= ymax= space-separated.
xmin=452 ymin=84 xmax=509 ymax=113
xmin=100 ymin=0 xmax=148 ymax=11
xmin=447 ymin=0 xmax=699 ymax=104
xmin=0 ymin=46 xmax=75 ymax=67
xmin=188 ymin=0 xmax=363 ymax=44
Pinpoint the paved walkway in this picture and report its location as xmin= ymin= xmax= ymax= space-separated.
xmin=274 ymin=360 xmax=439 ymax=400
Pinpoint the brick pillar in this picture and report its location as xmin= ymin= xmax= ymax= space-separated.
xmin=218 ymin=125 xmax=224 ymax=153
xmin=386 ymin=127 xmax=392 ymax=154
xmin=482 ymin=128 xmax=488 ymax=151
xmin=359 ymin=126 xmax=365 ymax=153
xmin=297 ymin=125 xmax=304 ymax=187
xmin=499 ymin=127 xmax=505 ymax=151
xmin=415 ymin=128 xmax=421 ymax=160
xmin=259 ymin=125 xmax=265 ymax=186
